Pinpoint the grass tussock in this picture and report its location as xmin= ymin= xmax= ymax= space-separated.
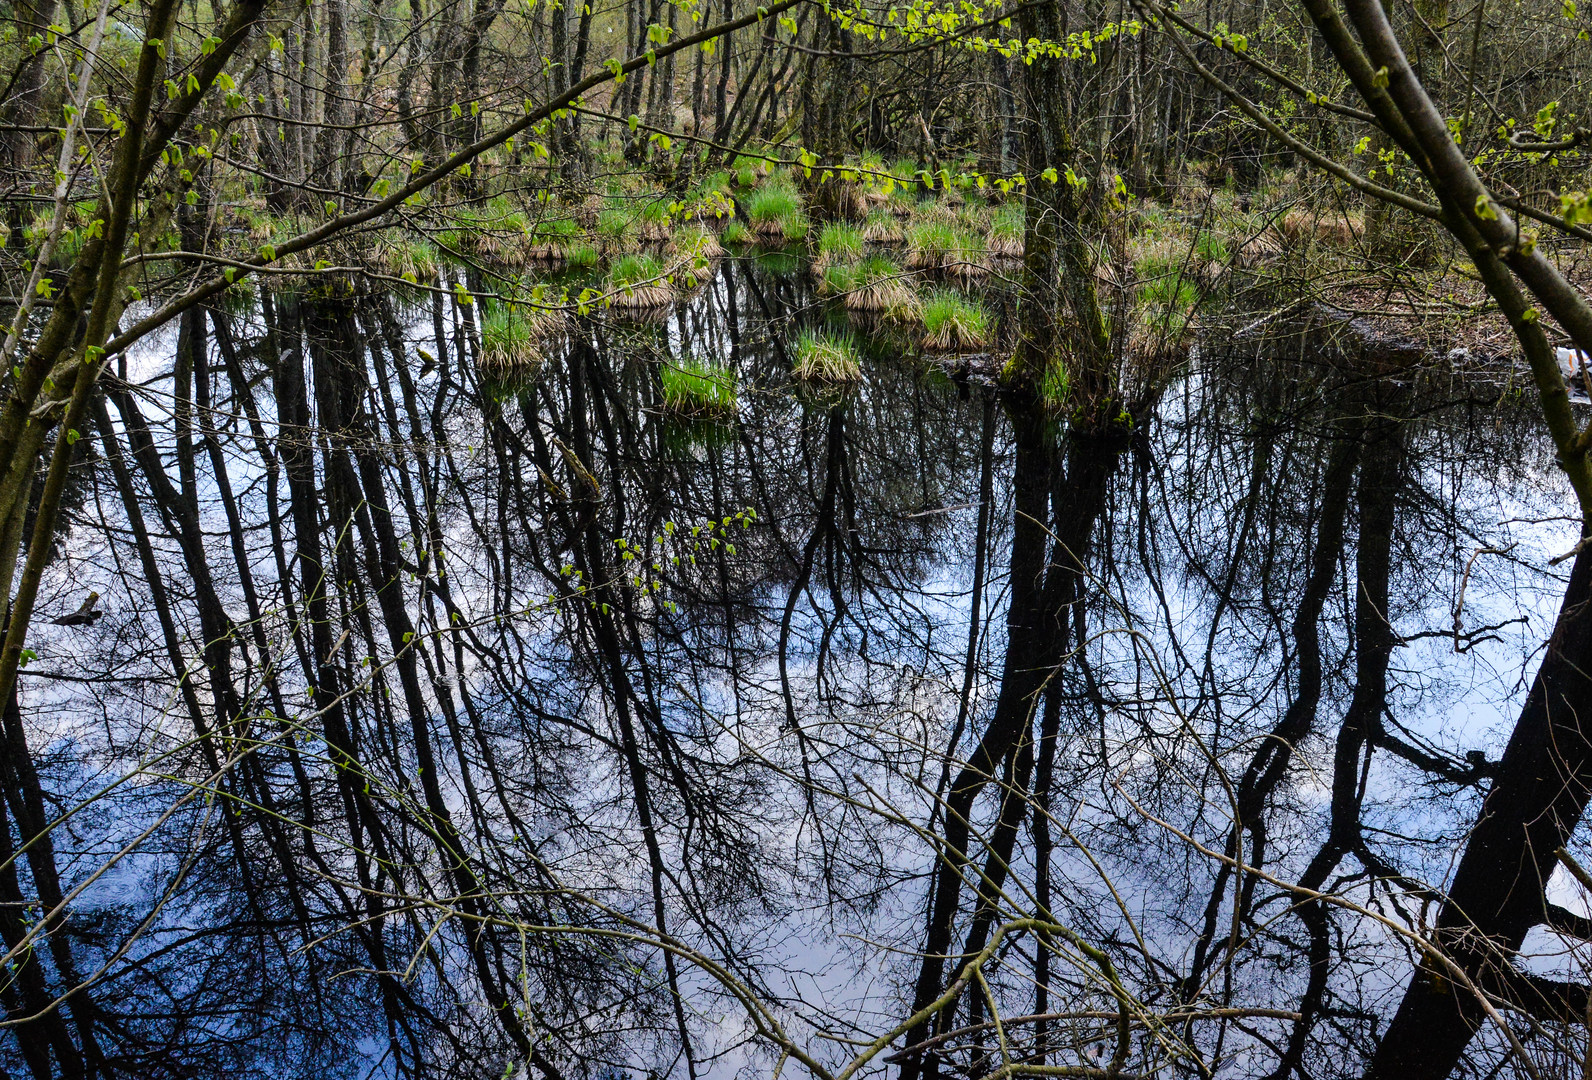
xmin=989 ymin=204 xmax=1024 ymax=259
xmin=639 ymin=199 xmax=675 ymax=243
xmin=524 ymin=215 xmax=585 ymax=261
xmin=384 ymin=236 xmax=439 ymax=282
xmin=606 ymin=253 xmax=677 ymax=309
xmin=746 ymin=180 xmax=809 ymax=241
xmin=792 ymin=328 xmax=862 ymax=383
xmin=660 ymin=357 xmax=738 ymax=418
xmin=823 ymin=256 xmax=920 ymax=321
xmin=1129 ymin=265 xmax=1200 ymax=361
xmin=921 ymin=290 xmax=992 ymax=352
xmin=862 ymin=211 xmax=904 ymax=246
xmin=668 ymin=226 xmax=726 ymax=262
xmin=478 ymin=300 xmax=566 ymax=377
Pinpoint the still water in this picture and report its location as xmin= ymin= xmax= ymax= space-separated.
xmin=5 ymin=254 xmax=1584 ymax=1078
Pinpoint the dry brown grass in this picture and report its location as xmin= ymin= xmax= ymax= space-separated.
xmin=1235 ymin=227 xmax=1285 ymax=267
xmin=862 ymin=216 xmax=904 ymax=246
xmin=1280 ymin=208 xmax=1363 ymax=248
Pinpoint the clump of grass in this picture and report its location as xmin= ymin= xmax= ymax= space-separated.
xmin=1129 ymin=270 xmax=1199 ymax=360
xmin=525 ymin=215 xmax=584 ymax=261
xmin=906 ymin=219 xmax=959 ymax=271
xmin=606 ymin=253 xmax=676 ymax=309
xmin=697 ymin=170 xmax=733 ymax=196
xmin=792 ymin=328 xmax=861 ymax=383
xmin=916 ymin=195 xmax=956 ymax=221
xmin=596 ymin=203 xmax=635 ymax=249
xmin=836 ymin=256 xmax=919 ymax=320
xmin=945 ymin=233 xmax=992 ymax=282
xmin=435 ymin=226 xmax=467 ymax=256
xmin=862 ymin=210 xmax=904 ymax=246
xmin=777 ymin=209 xmax=811 ymax=242
xmin=668 ymin=226 xmax=726 ymax=262
xmin=1040 ymin=356 xmax=1070 ymax=414
xmin=732 ymin=154 xmax=769 ymax=188
xmin=1189 ymin=230 xmax=1232 ymax=287
xmin=746 ymin=181 xmax=807 ymax=240
xmin=668 ymin=228 xmax=725 ymax=293
xmin=722 ymin=220 xmax=753 ymax=246
xmin=819 ymin=261 xmax=856 ymax=298
xmin=989 ymin=203 xmax=1024 ymax=259
xmin=465 ymin=195 xmax=532 ymax=260
xmin=660 ymin=357 xmax=738 ymax=418
xmin=1195 ymin=231 xmax=1230 ymax=264
xmin=814 ymin=223 xmax=864 ymax=272
xmin=639 ymin=199 xmax=674 ymax=243
xmin=478 ymin=300 xmax=565 ymax=377
xmin=921 ymin=289 xmax=992 ymax=352
xmin=385 ymin=235 xmax=439 ymax=282
xmin=565 ymin=241 xmax=601 ymax=268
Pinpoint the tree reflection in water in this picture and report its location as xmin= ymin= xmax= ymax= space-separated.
xmin=2 ymin=259 xmax=1586 ymax=1079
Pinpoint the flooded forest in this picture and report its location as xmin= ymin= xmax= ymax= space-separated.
xmin=7 ymin=0 xmax=1592 ymax=1075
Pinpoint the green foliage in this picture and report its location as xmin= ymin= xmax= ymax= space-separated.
xmin=722 ymin=220 xmax=753 ymax=245
xmin=745 ymin=187 xmax=798 ymax=222
xmin=988 ymin=203 xmax=1025 ymax=258
xmin=862 ymin=210 xmax=903 ymax=245
xmin=820 ymin=255 xmax=918 ymax=320
xmin=660 ymin=357 xmax=737 ymax=417
xmin=462 ymin=195 xmax=531 ymax=258
xmin=535 ymin=216 xmax=584 ymax=240
xmin=1139 ymin=271 xmax=1198 ymax=310
xmin=820 ymin=261 xmax=857 ymax=296
xmin=1040 ymin=356 xmax=1071 ymax=413
xmin=481 ymin=300 xmax=532 ymax=359
xmin=731 ymin=154 xmax=767 ymax=188
xmin=1194 ymin=231 xmax=1229 ymax=264
xmin=778 ymin=211 xmax=810 ymax=242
